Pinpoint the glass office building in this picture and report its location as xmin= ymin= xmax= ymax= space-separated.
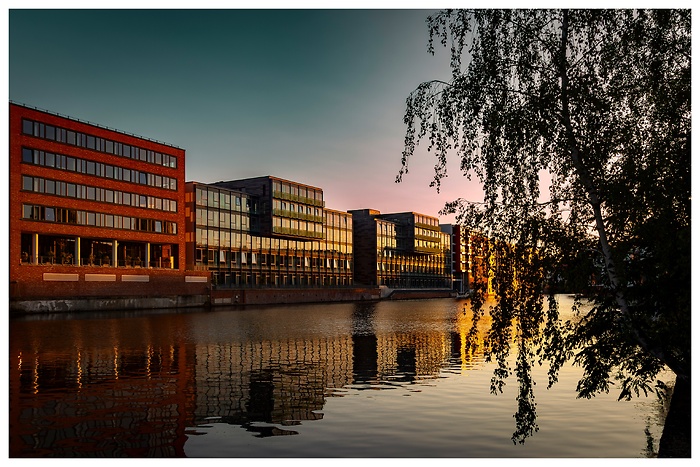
xmin=350 ymin=209 xmax=451 ymax=289
xmin=185 ymin=179 xmax=353 ymax=288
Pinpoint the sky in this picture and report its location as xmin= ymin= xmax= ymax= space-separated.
xmin=7 ymin=6 xmax=489 ymax=224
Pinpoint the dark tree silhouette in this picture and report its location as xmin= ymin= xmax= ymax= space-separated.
xmin=398 ymin=9 xmax=690 ymax=454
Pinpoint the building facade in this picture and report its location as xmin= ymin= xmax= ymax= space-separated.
xmin=440 ymin=224 xmax=470 ymax=294
xmin=9 ymin=102 xmax=456 ymax=308
xmin=185 ymin=178 xmax=353 ymax=289
xmin=9 ymin=103 xmax=208 ymax=304
xmin=349 ymin=209 xmax=451 ymax=289
xmin=213 ymin=176 xmax=325 ymax=241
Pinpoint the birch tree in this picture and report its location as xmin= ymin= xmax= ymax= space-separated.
xmin=398 ymin=9 xmax=690 ymax=452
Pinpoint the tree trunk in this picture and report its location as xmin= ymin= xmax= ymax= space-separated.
xmin=658 ymin=374 xmax=691 ymax=458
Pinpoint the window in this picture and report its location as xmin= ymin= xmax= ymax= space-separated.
xmin=23 ymin=204 xmax=37 ymax=219
xmin=22 ymin=148 xmax=33 ymax=163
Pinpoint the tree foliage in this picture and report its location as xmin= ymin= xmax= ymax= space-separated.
xmin=398 ymin=9 xmax=690 ymax=445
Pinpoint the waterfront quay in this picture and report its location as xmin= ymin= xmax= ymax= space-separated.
xmin=10 ymin=102 xmax=468 ymax=313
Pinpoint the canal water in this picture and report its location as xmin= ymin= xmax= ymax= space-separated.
xmin=9 ymin=296 xmax=669 ymax=457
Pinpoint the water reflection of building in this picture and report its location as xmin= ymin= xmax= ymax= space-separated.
xmin=349 ymin=209 xmax=451 ymax=289
xmin=9 ymin=317 xmax=197 ymax=457
xmin=9 ymin=304 xmax=489 ymax=455
xmin=192 ymin=336 xmax=354 ymax=430
xmin=352 ymin=304 xmax=379 ymax=383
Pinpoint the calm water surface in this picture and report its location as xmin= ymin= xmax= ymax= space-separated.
xmin=9 ymin=296 xmax=669 ymax=457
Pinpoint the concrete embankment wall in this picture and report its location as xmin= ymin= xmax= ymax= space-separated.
xmin=10 ymin=294 xmax=209 ymax=314
xmin=386 ymin=289 xmax=456 ymax=300
xmin=10 ymin=287 xmax=456 ymax=314
xmin=210 ymin=287 xmax=381 ymax=306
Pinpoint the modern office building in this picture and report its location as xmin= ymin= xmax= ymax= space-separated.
xmin=349 ymin=209 xmax=451 ymax=289
xmin=9 ymin=102 xmax=208 ymax=305
xmin=440 ymin=224 xmax=470 ymax=294
xmin=185 ymin=178 xmax=353 ymax=289
xmin=10 ymin=101 xmax=456 ymax=309
xmin=212 ymin=176 xmax=325 ymax=241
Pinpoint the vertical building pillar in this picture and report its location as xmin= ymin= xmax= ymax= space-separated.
xmin=146 ymin=243 xmax=151 ymax=269
xmin=31 ymin=233 xmax=39 ymax=264
xmin=113 ymin=240 xmax=118 ymax=267
xmin=75 ymin=237 xmax=81 ymax=266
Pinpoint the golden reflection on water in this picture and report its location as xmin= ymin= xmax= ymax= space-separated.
xmin=8 ymin=298 xmax=663 ymax=458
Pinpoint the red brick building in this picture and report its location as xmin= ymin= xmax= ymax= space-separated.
xmin=9 ymin=102 xmax=208 ymax=309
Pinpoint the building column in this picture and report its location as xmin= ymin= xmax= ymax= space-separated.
xmin=32 ymin=233 xmax=39 ymax=264
xmin=146 ymin=243 xmax=151 ymax=269
xmin=113 ymin=240 xmax=118 ymax=267
xmin=75 ymin=237 xmax=81 ymax=266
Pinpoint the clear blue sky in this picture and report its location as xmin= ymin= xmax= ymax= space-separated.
xmin=8 ymin=7 xmax=486 ymax=223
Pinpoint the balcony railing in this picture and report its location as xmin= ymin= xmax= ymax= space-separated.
xmin=272 ymin=190 xmax=325 ymax=207
xmin=272 ymin=208 xmax=324 ymax=223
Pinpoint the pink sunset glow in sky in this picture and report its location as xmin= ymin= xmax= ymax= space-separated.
xmin=9 ymin=8 xmax=491 ymax=223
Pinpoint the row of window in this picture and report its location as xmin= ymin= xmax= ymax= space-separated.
xmin=196 ymin=210 xmax=251 ymax=231
xmin=413 ymin=214 xmax=440 ymax=228
xmin=22 ymin=204 xmax=177 ymax=234
xmin=272 ymin=199 xmax=323 ymax=219
xmin=325 ymin=211 xmax=352 ymax=228
xmin=210 ymin=272 xmax=351 ymax=288
xmin=272 ymin=180 xmax=323 ymax=204
xmin=195 ymin=186 xmax=255 ymax=213
xmin=272 ymin=216 xmax=324 ymax=235
xmin=196 ymin=249 xmax=352 ymax=270
xmin=22 ymin=118 xmax=178 ymax=169
xmin=325 ymin=226 xmax=352 ymax=243
xmin=22 ymin=175 xmax=177 ymax=213
xmin=22 ymin=147 xmax=178 ymax=191
xmin=415 ymin=227 xmax=443 ymax=239
xmin=196 ymin=227 xmax=353 ymax=254
xmin=378 ymin=262 xmax=448 ymax=274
